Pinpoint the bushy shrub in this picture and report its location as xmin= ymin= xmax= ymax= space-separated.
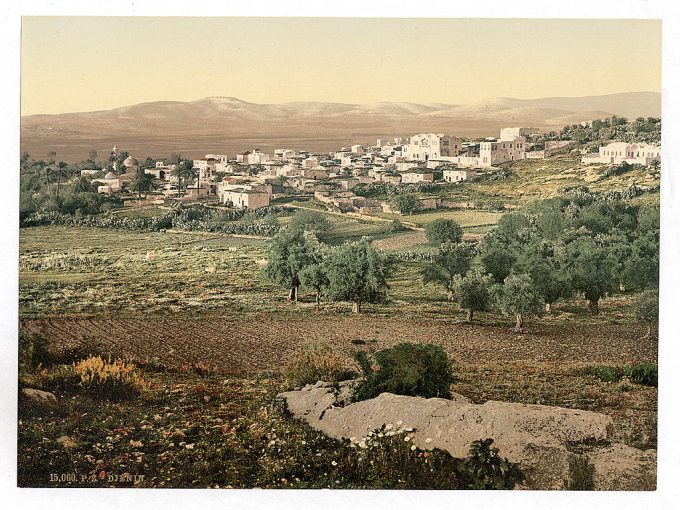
xmin=624 ymin=363 xmax=658 ymax=387
xmin=425 ymin=219 xmax=463 ymax=245
xmin=583 ymin=363 xmax=657 ymax=387
xmin=18 ymin=332 xmax=51 ymax=373
xmin=460 ymin=438 xmax=526 ymax=489
xmin=73 ymin=356 xmax=145 ymax=398
xmin=352 ymin=343 xmax=454 ymax=401
xmin=288 ymin=209 xmax=331 ymax=235
xmin=21 ymin=206 xmax=282 ymax=236
xmin=284 ymin=345 xmax=356 ymax=388
xmin=582 ymin=365 xmax=623 ymax=383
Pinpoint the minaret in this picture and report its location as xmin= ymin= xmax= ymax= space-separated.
xmin=111 ymin=145 xmax=119 ymax=171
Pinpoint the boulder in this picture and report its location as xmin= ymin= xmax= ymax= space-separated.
xmin=278 ymin=383 xmax=656 ymax=490
xmin=589 ymin=444 xmax=657 ymax=490
xmin=20 ymin=388 xmax=58 ymax=408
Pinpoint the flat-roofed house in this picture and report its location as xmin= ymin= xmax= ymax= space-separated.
xmin=220 ymin=188 xmax=270 ymax=209
xmin=443 ymin=169 xmax=477 ymax=182
xmin=401 ymin=171 xmax=434 ymax=184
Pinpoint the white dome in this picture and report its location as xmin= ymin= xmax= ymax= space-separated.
xmin=123 ymin=156 xmax=139 ymax=167
xmin=104 ymin=171 xmax=116 ymax=179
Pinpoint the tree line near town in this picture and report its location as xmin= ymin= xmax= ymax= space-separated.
xmin=18 ymin=151 xmax=201 ymax=220
xmin=263 ymin=199 xmax=659 ymax=334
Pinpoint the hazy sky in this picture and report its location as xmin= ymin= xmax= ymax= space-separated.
xmin=21 ymin=17 xmax=661 ymax=115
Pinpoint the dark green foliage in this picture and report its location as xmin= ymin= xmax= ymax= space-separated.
xmin=21 ymin=206 xmax=282 ymax=236
xmin=422 ymin=242 xmax=474 ymax=297
xmin=583 ymin=365 xmax=623 ymax=383
xmin=324 ymin=239 xmax=391 ymax=312
xmin=425 ymin=219 xmax=463 ymax=245
xmin=73 ymin=176 xmax=96 ymax=193
xmin=494 ymin=213 xmax=530 ymax=244
xmin=565 ymin=236 xmax=617 ymax=312
xmin=479 ymin=245 xmax=517 ymax=284
xmin=495 ymin=273 xmax=543 ymax=331
xmin=390 ymin=193 xmax=421 ymax=215
xmin=299 ymin=263 xmax=329 ymax=304
xmin=634 ymin=289 xmax=659 ymax=324
xmin=352 ymin=343 xmax=454 ymax=401
xmin=568 ymin=456 xmax=595 ymax=490
xmin=60 ymin=192 xmax=104 ymax=216
xmin=452 ymin=270 xmax=494 ymax=321
xmin=624 ymin=363 xmax=657 ymax=387
xmin=288 ymin=209 xmax=331 ymax=236
xmin=20 ymin=192 xmax=37 ymax=222
xmin=18 ymin=332 xmax=51 ymax=373
xmin=461 ymin=438 xmax=526 ymax=490
xmin=263 ymin=229 xmax=322 ymax=299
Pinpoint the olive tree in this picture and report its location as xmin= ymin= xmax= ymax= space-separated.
xmin=425 ymin=219 xmax=463 ymax=245
xmin=634 ymin=289 xmax=659 ymax=339
xmin=299 ymin=263 xmax=329 ymax=305
xmin=324 ymin=239 xmax=391 ymax=313
xmin=262 ymin=229 xmax=322 ymax=302
xmin=451 ymin=270 xmax=493 ymax=322
xmin=289 ymin=209 xmax=331 ymax=237
xmin=390 ymin=194 xmax=421 ymax=215
xmin=565 ymin=236 xmax=617 ymax=314
xmin=496 ymin=273 xmax=543 ymax=333
xmin=422 ymin=243 xmax=474 ymax=300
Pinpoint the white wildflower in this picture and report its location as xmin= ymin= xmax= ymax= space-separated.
xmin=404 ymin=436 xmax=411 ymax=442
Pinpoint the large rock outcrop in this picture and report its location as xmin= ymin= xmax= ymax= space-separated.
xmin=279 ymin=382 xmax=656 ymax=490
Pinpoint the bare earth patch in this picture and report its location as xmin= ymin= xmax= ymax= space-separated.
xmin=22 ymin=316 xmax=656 ymax=371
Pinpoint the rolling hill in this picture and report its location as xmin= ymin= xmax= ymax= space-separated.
xmin=21 ymin=92 xmax=660 ymax=162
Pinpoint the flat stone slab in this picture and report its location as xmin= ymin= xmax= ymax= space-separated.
xmin=279 ymin=381 xmax=656 ymax=490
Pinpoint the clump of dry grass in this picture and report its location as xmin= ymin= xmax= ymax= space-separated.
xmin=284 ymin=344 xmax=356 ymax=388
xmin=73 ymin=356 xmax=145 ymax=398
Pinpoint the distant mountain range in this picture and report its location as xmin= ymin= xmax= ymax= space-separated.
xmin=21 ymin=92 xmax=660 ymax=162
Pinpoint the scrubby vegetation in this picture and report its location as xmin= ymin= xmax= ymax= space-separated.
xmin=352 ymin=343 xmax=454 ymax=401
xmin=283 ymin=345 xmax=356 ymax=388
xmin=18 ymin=341 xmax=524 ymax=489
xmin=582 ymin=363 xmax=658 ymax=387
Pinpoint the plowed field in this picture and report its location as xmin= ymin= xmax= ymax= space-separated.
xmin=21 ymin=316 xmax=657 ymax=373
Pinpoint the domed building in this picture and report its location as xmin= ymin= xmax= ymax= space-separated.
xmin=104 ymin=171 xmax=117 ymax=180
xmin=123 ymin=156 xmax=139 ymax=173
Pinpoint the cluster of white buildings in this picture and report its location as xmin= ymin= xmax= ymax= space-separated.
xmin=581 ymin=141 xmax=661 ymax=166
xmin=86 ymin=126 xmax=660 ymax=212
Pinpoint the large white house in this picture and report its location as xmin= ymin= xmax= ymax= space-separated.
xmin=581 ymin=141 xmax=660 ymax=166
xmin=402 ymin=133 xmax=462 ymax=162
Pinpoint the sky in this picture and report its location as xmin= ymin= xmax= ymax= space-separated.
xmin=21 ymin=17 xmax=661 ymax=115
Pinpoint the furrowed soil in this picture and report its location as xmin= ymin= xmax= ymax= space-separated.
xmin=21 ymin=316 xmax=656 ymax=373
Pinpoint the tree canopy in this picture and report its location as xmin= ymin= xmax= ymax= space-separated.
xmin=324 ymin=239 xmax=391 ymax=313
xmin=425 ymin=219 xmax=463 ymax=245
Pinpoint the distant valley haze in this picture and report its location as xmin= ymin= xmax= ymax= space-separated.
xmin=20 ymin=91 xmax=661 ymax=163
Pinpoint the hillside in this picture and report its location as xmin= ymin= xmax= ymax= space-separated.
xmin=21 ymin=92 xmax=660 ymax=162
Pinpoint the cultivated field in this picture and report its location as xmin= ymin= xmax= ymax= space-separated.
xmin=18 ymin=214 xmax=659 ymax=488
